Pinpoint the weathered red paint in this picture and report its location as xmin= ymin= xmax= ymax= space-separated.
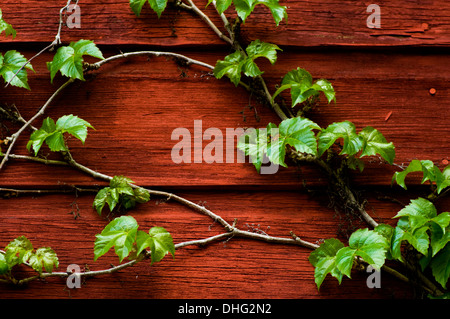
xmin=0 ymin=0 xmax=448 ymax=299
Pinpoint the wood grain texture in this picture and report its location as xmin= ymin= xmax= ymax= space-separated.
xmin=0 ymin=48 xmax=448 ymax=188
xmin=1 ymin=190 xmax=434 ymax=299
xmin=0 ymin=0 xmax=449 ymax=48
xmin=0 ymin=0 xmax=449 ymax=300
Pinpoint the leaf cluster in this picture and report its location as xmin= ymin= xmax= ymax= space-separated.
xmin=47 ymin=39 xmax=104 ymax=83
xmin=27 ymin=115 xmax=94 ymax=156
xmin=272 ymin=67 xmax=336 ymax=107
xmin=0 ymin=50 xmax=34 ymax=90
xmin=309 ymin=228 xmax=388 ymax=290
xmin=94 ymin=215 xmax=175 ymax=264
xmin=237 ymin=117 xmax=395 ymax=173
xmin=93 ymin=176 xmax=150 ymax=215
xmin=0 ymin=236 xmax=59 ymax=276
xmin=0 ymin=9 xmax=16 ymax=38
xmin=393 ymin=159 xmax=450 ymax=195
xmin=130 ymin=0 xmax=287 ymax=26
xmin=310 ymin=198 xmax=450 ymax=293
xmin=214 ymin=40 xmax=281 ymax=86
xmin=208 ymin=0 xmax=287 ymax=26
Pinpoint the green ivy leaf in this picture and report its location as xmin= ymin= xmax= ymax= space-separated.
xmin=47 ymin=39 xmax=104 ymax=83
xmin=233 ymin=0 xmax=287 ymax=26
xmin=317 ymin=121 xmax=363 ymax=157
xmin=94 ymin=216 xmax=139 ymax=262
xmin=26 ymin=247 xmax=59 ymax=274
xmin=214 ymin=51 xmax=246 ymax=86
xmin=245 ymin=39 xmax=281 ymax=65
xmin=237 ymin=124 xmax=271 ymax=172
xmin=394 ymin=197 xmax=437 ymax=231
xmin=93 ymin=176 xmax=150 ymax=215
xmin=334 ymin=229 xmax=389 ymax=279
xmin=390 ymin=198 xmax=447 ymax=258
xmin=0 ymin=9 xmax=16 ymax=38
xmin=136 ymin=227 xmax=175 ymax=264
xmin=130 ymin=0 xmax=168 ymax=18
xmin=311 ymin=79 xmax=336 ymax=104
xmin=0 ymin=253 xmax=8 ymax=275
xmin=374 ymin=223 xmax=395 ymax=260
xmin=277 ymin=116 xmax=320 ymax=157
xmin=206 ymin=0 xmax=233 ymax=14
xmin=359 ymin=126 xmax=395 ymax=165
xmin=259 ymin=0 xmax=288 ymax=26
xmin=392 ymin=160 xmax=450 ymax=194
xmin=27 ymin=115 xmax=94 ymax=156
xmin=214 ymin=41 xmax=281 ymax=85
xmin=430 ymin=244 xmax=450 ymax=289
xmin=0 ymin=50 xmax=34 ymax=90
xmin=272 ymin=68 xmax=335 ymax=107
xmin=237 ymin=117 xmax=320 ymax=171
xmin=4 ymin=236 xmax=34 ymax=269
xmin=308 ymin=238 xmax=345 ymax=290
xmin=345 ymin=155 xmax=365 ymax=172
xmin=430 ymin=223 xmax=450 ymax=257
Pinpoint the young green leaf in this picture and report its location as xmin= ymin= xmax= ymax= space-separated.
xmin=338 ymin=228 xmax=389 ymax=274
xmin=214 ymin=51 xmax=246 ymax=86
xmin=308 ymin=238 xmax=345 ymax=290
xmin=0 ymin=50 xmax=34 ymax=90
xmin=0 ymin=9 xmax=16 ymax=38
xmin=93 ymin=176 xmax=150 ymax=215
xmin=430 ymin=244 xmax=450 ymax=289
xmin=345 ymin=155 xmax=365 ymax=172
xmin=136 ymin=227 xmax=175 ymax=264
xmin=277 ymin=116 xmax=321 ymax=157
xmin=245 ymin=39 xmax=281 ymax=65
xmin=359 ymin=126 xmax=395 ymax=165
xmin=374 ymin=223 xmax=395 ymax=260
xmin=237 ymin=117 xmax=320 ymax=171
xmin=94 ymin=216 xmax=139 ymax=262
xmin=47 ymin=39 xmax=104 ymax=83
xmin=233 ymin=0 xmax=287 ymax=26
xmin=392 ymin=160 xmax=450 ymax=194
xmin=311 ymin=79 xmax=336 ymax=104
xmin=317 ymin=121 xmax=363 ymax=157
xmin=214 ymin=41 xmax=281 ymax=85
xmin=272 ymin=68 xmax=335 ymax=107
xmin=27 ymin=115 xmax=94 ymax=156
xmin=206 ymin=0 xmax=233 ymax=14
xmin=0 ymin=253 xmax=8 ymax=275
xmin=237 ymin=124 xmax=272 ymax=172
xmin=26 ymin=247 xmax=59 ymax=274
xmin=4 ymin=236 xmax=34 ymax=269
xmin=130 ymin=0 xmax=169 ymax=18
xmin=430 ymin=223 xmax=450 ymax=258
xmin=390 ymin=198 xmax=450 ymax=258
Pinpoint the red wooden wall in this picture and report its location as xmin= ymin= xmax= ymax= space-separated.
xmin=0 ymin=0 xmax=449 ymax=300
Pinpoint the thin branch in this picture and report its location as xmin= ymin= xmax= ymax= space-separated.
xmin=4 ymin=0 xmax=75 ymax=88
xmin=0 ymin=227 xmax=319 ymax=286
xmin=91 ymin=51 xmax=215 ymax=71
xmin=0 ymin=78 xmax=75 ymax=171
xmin=0 ymin=187 xmax=97 ymax=197
xmin=177 ymin=0 xmax=233 ymax=46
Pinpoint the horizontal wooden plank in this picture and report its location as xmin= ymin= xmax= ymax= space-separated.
xmin=0 ymin=0 xmax=449 ymax=48
xmin=0 ymin=48 xmax=448 ymax=188
xmin=0 ymin=189 xmax=431 ymax=299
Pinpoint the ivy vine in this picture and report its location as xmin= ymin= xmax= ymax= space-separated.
xmin=0 ymin=0 xmax=449 ymax=299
